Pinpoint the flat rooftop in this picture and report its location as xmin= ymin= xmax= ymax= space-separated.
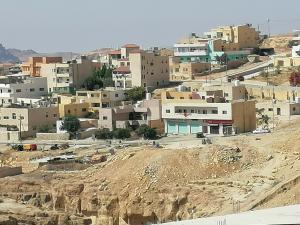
xmin=161 ymin=204 xmax=300 ymax=225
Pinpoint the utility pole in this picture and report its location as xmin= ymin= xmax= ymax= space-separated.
xmin=267 ymin=18 xmax=271 ymax=38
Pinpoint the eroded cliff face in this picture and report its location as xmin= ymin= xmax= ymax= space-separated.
xmin=0 ymin=147 xmax=243 ymax=225
xmin=1 ymin=141 xmax=299 ymax=225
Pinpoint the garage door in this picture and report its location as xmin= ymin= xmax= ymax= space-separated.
xmin=167 ymin=121 xmax=177 ymax=134
xmin=178 ymin=122 xmax=189 ymax=134
xmin=191 ymin=122 xmax=201 ymax=134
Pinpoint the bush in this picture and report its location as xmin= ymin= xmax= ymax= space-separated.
xmin=125 ymin=87 xmax=146 ymax=102
xmin=95 ymin=128 xmax=113 ymax=139
xmin=38 ymin=124 xmax=51 ymax=133
xmin=60 ymin=115 xmax=80 ymax=134
xmin=113 ymin=128 xmax=131 ymax=139
xmin=136 ymin=124 xmax=157 ymax=140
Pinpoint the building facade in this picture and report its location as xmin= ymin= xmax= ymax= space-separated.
xmin=40 ymin=56 xmax=101 ymax=93
xmin=0 ymin=75 xmax=48 ymax=106
xmin=113 ymin=50 xmax=170 ymax=89
xmin=21 ymin=57 xmax=63 ymax=77
xmin=0 ymin=106 xmax=59 ymax=138
xmin=161 ymin=91 xmax=256 ymax=135
xmin=76 ymin=88 xmax=126 ymax=113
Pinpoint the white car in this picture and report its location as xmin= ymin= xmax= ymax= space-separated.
xmin=252 ymin=128 xmax=270 ymax=134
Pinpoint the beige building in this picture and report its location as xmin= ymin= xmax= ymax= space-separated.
xmin=21 ymin=57 xmax=63 ymax=77
xmin=98 ymin=99 xmax=164 ymax=133
xmin=113 ymin=50 xmax=170 ymax=89
xmin=256 ymin=100 xmax=300 ymax=118
xmin=0 ymin=106 xmax=59 ymax=138
xmin=161 ymin=90 xmax=256 ymax=135
xmin=204 ymin=24 xmax=260 ymax=49
xmin=76 ymin=88 xmax=126 ymax=113
xmin=170 ymin=57 xmax=210 ymax=81
xmin=40 ymin=56 xmax=101 ymax=93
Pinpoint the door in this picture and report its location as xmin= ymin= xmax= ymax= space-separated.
xmin=277 ymin=108 xmax=281 ymax=115
xmin=178 ymin=122 xmax=189 ymax=134
xmin=167 ymin=121 xmax=177 ymax=134
xmin=190 ymin=121 xmax=201 ymax=134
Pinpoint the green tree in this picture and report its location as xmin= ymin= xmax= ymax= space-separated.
xmin=125 ymin=87 xmax=146 ymax=102
xmin=84 ymin=75 xmax=103 ymax=90
xmin=136 ymin=124 xmax=157 ymax=140
xmin=113 ymin=128 xmax=131 ymax=139
xmin=60 ymin=115 xmax=80 ymax=136
xmin=95 ymin=128 xmax=113 ymax=139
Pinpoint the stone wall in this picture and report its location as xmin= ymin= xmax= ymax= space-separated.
xmin=0 ymin=166 xmax=22 ymax=178
xmin=36 ymin=133 xmax=70 ymax=141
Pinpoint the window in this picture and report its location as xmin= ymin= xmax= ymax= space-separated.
xmin=166 ymin=109 xmax=170 ymax=113
xmin=268 ymin=108 xmax=273 ymax=111
xmin=39 ymin=88 xmax=45 ymax=91
xmin=222 ymin=111 xmax=227 ymax=114
xmin=115 ymin=94 xmax=119 ymax=97
xmin=53 ymin=114 xmax=57 ymax=118
xmin=67 ymin=110 xmax=71 ymax=114
xmin=203 ymin=110 xmax=207 ymax=114
xmin=82 ymin=108 xmax=87 ymax=112
xmin=212 ymin=110 xmax=218 ymax=114
xmin=8 ymin=89 xmax=11 ymax=93
xmin=293 ymin=107 xmax=296 ymax=111
xmin=224 ymin=93 xmax=229 ymax=97
xmin=46 ymin=114 xmax=49 ymax=118
xmin=30 ymin=88 xmax=35 ymax=92
xmin=20 ymin=116 xmax=24 ymax=119
xmin=12 ymin=113 xmax=16 ymax=119
xmin=191 ymin=109 xmax=195 ymax=113
xmin=103 ymin=116 xmax=108 ymax=120
xmin=16 ymin=89 xmax=21 ymax=93
xmin=3 ymin=116 xmax=9 ymax=119
xmin=103 ymin=94 xmax=107 ymax=97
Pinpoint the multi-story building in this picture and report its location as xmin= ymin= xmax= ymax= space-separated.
xmin=204 ymin=24 xmax=260 ymax=49
xmin=98 ymin=98 xmax=164 ymax=133
xmin=40 ymin=56 xmax=101 ymax=93
xmin=113 ymin=50 xmax=170 ymax=89
xmin=76 ymin=88 xmax=126 ymax=113
xmin=170 ymin=57 xmax=210 ymax=81
xmin=0 ymin=75 xmax=48 ymax=106
xmin=174 ymin=38 xmax=250 ymax=64
xmin=21 ymin=57 xmax=63 ymax=77
xmin=161 ymin=90 xmax=256 ymax=135
xmin=0 ymin=105 xmax=59 ymax=138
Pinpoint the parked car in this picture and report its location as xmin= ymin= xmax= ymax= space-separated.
xmin=196 ymin=132 xmax=205 ymax=138
xmin=23 ymin=144 xmax=37 ymax=151
xmin=50 ymin=144 xmax=59 ymax=150
xmin=237 ymin=75 xmax=245 ymax=81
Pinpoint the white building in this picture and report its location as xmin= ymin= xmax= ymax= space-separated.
xmin=292 ymin=45 xmax=300 ymax=58
xmin=161 ymin=91 xmax=256 ymax=135
xmin=0 ymin=75 xmax=48 ymax=106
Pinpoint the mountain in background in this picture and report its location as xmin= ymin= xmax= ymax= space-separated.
xmin=0 ymin=44 xmax=19 ymax=62
xmin=0 ymin=43 xmax=80 ymax=62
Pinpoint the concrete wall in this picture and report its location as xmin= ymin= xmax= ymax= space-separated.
xmin=36 ymin=132 xmax=70 ymax=140
xmin=0 ymin=166 xmax=22 ymax=178
xmin=130 ymin=51 xmax=169 ymax=88
xmin=232 ymin=100 xmax=256 ymax=133
xmin=59 ymin=102 xmax=89 ymax=118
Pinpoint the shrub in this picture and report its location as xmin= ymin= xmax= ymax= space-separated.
xmin=125 ymin=87 xmax=146 ymax=102
xmin=95 ymin=128 xmax=113 ymax=139
xmin=60 ymin=115 xmax=80 ymax=134
xmin=136 ymin=124 xmax=157 ymax=140
xmin=113 ymin=128 xmax=131 ymax=139
xmin=38 ymin=124 xmax=51 ymax=133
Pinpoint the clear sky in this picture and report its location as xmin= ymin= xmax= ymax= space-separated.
xmin=1 ymin=0 xmax=300 ymax=53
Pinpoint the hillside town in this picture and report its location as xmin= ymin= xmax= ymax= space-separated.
xmin=0 ymin=20 xmax=300 ymax=225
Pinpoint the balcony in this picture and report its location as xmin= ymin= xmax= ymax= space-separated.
xmin=174 ymin=51 xmax=208 ymax=57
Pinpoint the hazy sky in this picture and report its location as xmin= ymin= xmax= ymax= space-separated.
xmin=1 ymin=0 xmax=300 ymax=53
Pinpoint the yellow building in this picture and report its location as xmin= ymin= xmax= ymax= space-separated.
xmin=169 ymin=57 xmax=210 ymax=81
xmin=204 ymin=24 xmax=260 ymax=49
xmin=76 ymin=88 xmax=126 ymax=113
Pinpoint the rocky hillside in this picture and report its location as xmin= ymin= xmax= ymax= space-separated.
xmin=0 ymin=118 xmax=299 ymax=225
xmin=0 ymin=44 xmax=19 ymax=62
